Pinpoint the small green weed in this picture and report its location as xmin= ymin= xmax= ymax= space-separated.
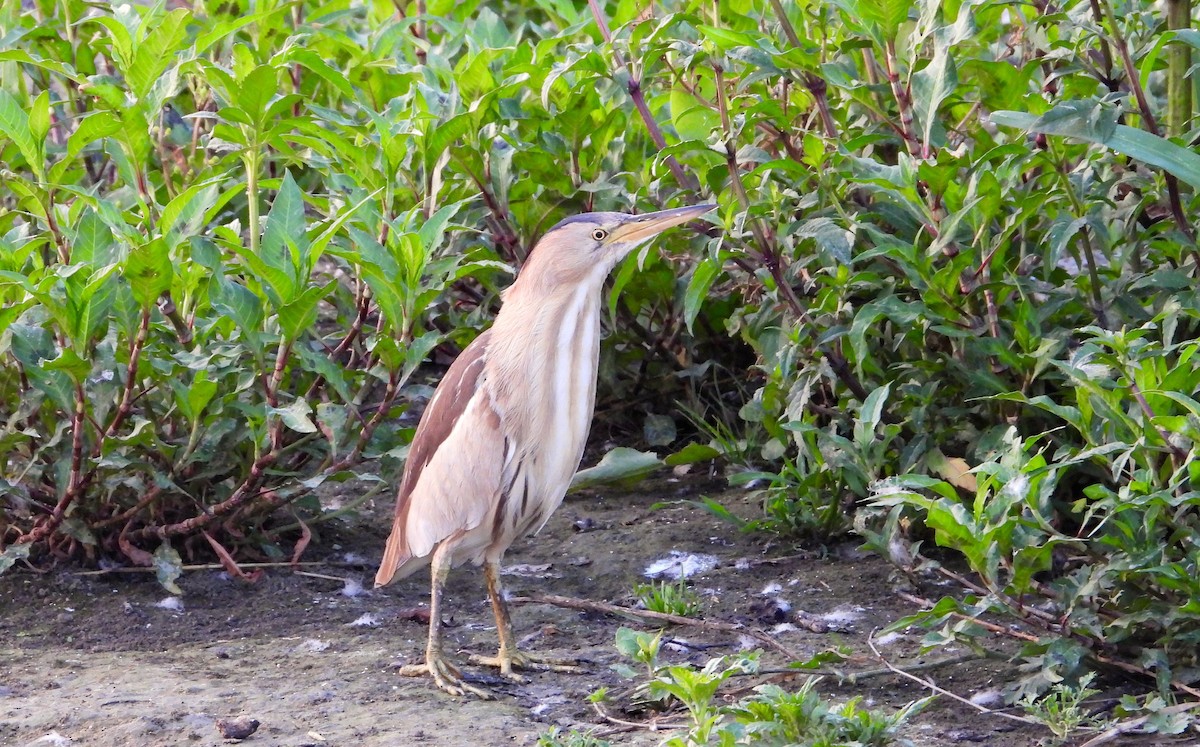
xmin=536 ymin=727 xmax=611 ymax=747
xmin=1018 ymin=673 xmax=1105 ymax=744
xmin=635 ymin=577 xmax=703 ymax=618
xmin=608 ymin=628 xmax=926 ymax=746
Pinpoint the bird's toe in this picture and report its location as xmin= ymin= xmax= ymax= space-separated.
xmin=400 ymin=657 xmax=494 ymax=699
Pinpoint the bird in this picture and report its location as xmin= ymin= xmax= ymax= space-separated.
xmin=374 ymin=203 xmax=716 ymax=698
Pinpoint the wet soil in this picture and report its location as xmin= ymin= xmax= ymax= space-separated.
xmin=0 ymin=474 xmax=1176 ymax=746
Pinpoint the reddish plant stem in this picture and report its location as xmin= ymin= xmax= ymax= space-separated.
xmin=94 ymin=486 xmax=163 ymax=530
xmin=44 ymin=191 xmax=69 ymax=264
xmin=101 ymin=309 xmax=151 ymax=444
xmin=1129 ymin=380 xmax=1186 ymax=469
xmin=1094 ymin=0 xmax=1195 ymax=244
xmin=664 ymin=60 xmax=808 ymax=163
xmin=586 ymin=0 xmax=697 ymax=191
xmin=882 ymin=40 xmax=921 ymax=157
xmin=763 ymin=0 xmax=840 ymax=138
xmin=159 ymin=292 xmax=193 ymax=345
xmin=463 ymin=165 xmax=523 ymax=262
xmin=713 ymin=65 xmax=875 ymax=407
xmin=344 ymin=369 xmax=400 ymax=464
xmin=130 ymin=454 xmax=277 ymax=542
xmin=18 ymin=383 xmax=88 ymax=545
xmin=291 ymin=4 xmax=304 ymax=118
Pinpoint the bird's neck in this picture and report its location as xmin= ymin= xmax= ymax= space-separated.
xmin=486 ymin=277 xmax=606 ymax=474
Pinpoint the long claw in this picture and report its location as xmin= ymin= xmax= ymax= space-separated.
xmin=400 ymin=656 xmax=494 ymax=699
xmin=468 ymin=650 xmax=586 ymax=681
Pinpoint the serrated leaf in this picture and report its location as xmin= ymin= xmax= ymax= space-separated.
xmin=862 ymin=0 xmax=910 ymax=39
xmin=237 ymin=65 xmax=279 ymax=128
xmin=128 ymin=8 xmax=190 ymax=100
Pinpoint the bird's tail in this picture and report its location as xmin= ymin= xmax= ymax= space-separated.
xmin=374 ymin=520 xmax=410 ymax=587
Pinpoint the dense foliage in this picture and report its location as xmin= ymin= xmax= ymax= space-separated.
xmin=2 ymin=0 xmax=1199 ymax=714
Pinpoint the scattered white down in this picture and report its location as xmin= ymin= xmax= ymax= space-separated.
xmin=643 ymin=551 xmax=720 ymax=580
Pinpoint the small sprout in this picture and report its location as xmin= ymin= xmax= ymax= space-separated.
xmin=634 ymin=577 xmax=703 ymax=618
xmin=535 ymin=727 xmax=611 ymax=747
xmin=1019 ymin=672 xmax=1106 ymax=744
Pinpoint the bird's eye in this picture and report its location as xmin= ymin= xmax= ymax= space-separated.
xmin=591 ymin=228 xmax=608 ymax=241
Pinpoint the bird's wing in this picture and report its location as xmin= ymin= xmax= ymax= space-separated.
xmin=375 ymin=329 xmax=501 ymax=586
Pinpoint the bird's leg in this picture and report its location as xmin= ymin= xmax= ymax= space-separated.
xmin=398 ymin=540 xmax=493 ymax=699
xmin=468 ymin=559 xmax=584 ymax=680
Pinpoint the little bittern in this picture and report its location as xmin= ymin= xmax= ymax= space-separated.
xmin=375 ymin=203 xmax=715 ymax=697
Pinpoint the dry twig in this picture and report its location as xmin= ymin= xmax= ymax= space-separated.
xmin=509 ymin=593 xmax=802 ymax=660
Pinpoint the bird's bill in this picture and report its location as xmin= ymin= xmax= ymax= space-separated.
xmin=606 ymin=203 xmax=717 ymax=245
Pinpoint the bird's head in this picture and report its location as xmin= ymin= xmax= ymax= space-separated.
xmin=523 ymin=203 xmax=717 ymax=285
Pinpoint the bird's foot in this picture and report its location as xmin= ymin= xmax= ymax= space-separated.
xmin=400 ymin=654 xmax=494 ymax=699
xmin=468 ymin=649 xmax=585 ymax=682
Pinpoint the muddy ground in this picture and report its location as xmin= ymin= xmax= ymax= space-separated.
xmin=0 ymin=474 xmax=1186 ymax=746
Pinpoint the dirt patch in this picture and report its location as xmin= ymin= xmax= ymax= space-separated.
xmin=0 ymin=475 xmax=1137 ymax=746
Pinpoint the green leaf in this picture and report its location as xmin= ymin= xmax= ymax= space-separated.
xmin=260 ymin=170 xmax=307 ymax=298
xmin=796 ymin=217 xmax=852 ymax=265
xmin=128 ymin=8 xmax=190 ymax=100
xmin=570 ymin=447 xmax=661 ymax=492
xmin=43 ymin=347 xmax=92 ymax=383
xmin=28 ymin=91 xmax=50 ymax=145
xmin=425 ymin=112 xmax=474 ymax=168
xmin=697 ymin=25 xmax=758 ymax=50
xmin=72 ymin=209 xmax=116 ymax=268
xmin=665 ymin=443 xmax=722 ymax=466
xmin=194 ymin=6 xmax=290 ymax=54
xmin=911 ymin=47 xmax=957 ymax=153
xmin=272 ymin=398 xmax=318 ymax=434
xmin=64 ymin=111 xmax=123 ymax=164
xmin=992 ymin=107 xmax=1200 ymax=189
xmin=154 ymin=542 xmax=184 ymax=595
xmin=0 ymin=90 xmax=43 ymax=179
xmin=858 ymin=0 xmax=910 ymax=39
xmin=277 ymin=282 xmax=332 ymax=342
xmin=237 ymin=65 xmax=280 ymax=128
xmin=683 ymin=256 xmax=720 ymax=334
xmin=160 ymin=179 xmax=222 ymax=241
xmin=212 ymin=278 xmax=264 ymax=335
xmin=0 ymin=543 xmax=31 ymax=575
xmin=670 ymin=88 xmax=720 ymax=142
xmin=126 ymin=239 xmax=174 ymax=307
xmin=859 ymin=384 xmax=891 ymax=435
xmin=643 ymin=413 xmax=677 ymax=446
